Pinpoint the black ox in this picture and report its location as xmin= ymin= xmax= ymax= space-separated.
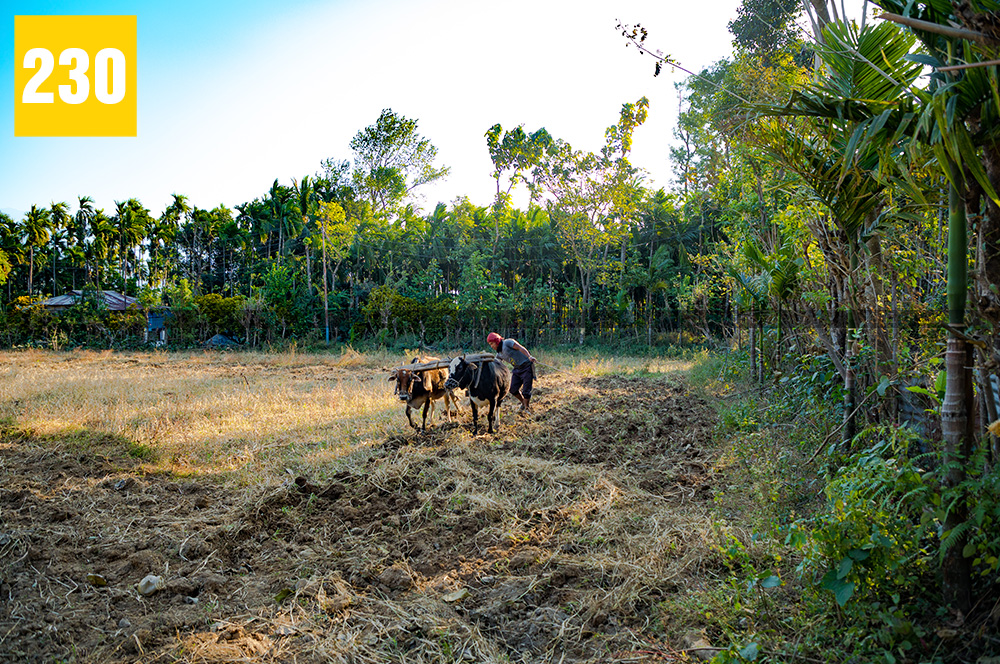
xmin=445 ymin=356 xmax=510 ymax=434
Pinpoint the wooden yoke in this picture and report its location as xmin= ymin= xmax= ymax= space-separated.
xmin=391 ymin=353 xmax=496 ymax=373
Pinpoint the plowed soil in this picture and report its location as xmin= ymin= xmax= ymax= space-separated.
xmin=0 ymin=369 xmax=719 ymax=663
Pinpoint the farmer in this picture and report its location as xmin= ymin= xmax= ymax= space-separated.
xmin=487 ymin=332 xmax=536 ymax=414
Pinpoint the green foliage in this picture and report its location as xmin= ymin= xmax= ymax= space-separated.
xmin=105 ymin=309 xmax=146 ymax=345
xmin=350 ymin=109 xmax=450 ymax=215
xmin=195 ymin=293 xmax=246 ymax=338
xmin=485 ymin=123 xmax=553 ymax=211
xmin=728 ymin=0 xmax=804 ymax=65
xmin=775 ymin=351 xmax=845 ymax=420
xmin=261 ymin=264 xmax=317 ymax=339
xmin=0 ymin=248 xmax=10 ymax=286
xmin=792 ymin=428 xmax=932 ymax=608
xmin=162 ymin=279 xmax=200 ymax=346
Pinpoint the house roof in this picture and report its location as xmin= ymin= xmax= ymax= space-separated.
xmin=37 ymin=290 xmax=139 ymax=311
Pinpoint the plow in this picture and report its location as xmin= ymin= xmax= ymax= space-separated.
xmin=389 ymin=353 xmax=496 ymax=373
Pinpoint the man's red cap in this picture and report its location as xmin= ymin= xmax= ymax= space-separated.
xmin=487 ymin=332 xmax=502 ymax=346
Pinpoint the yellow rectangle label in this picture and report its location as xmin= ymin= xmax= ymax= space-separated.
xmin=15 ymin=15 xmax=137 ymax=137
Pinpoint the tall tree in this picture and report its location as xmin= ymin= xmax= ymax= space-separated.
xmin=89 ymin=210 xmax=114 ymax=292
xmin=485 ymin=123 xmax=554 ymax=213
xmin=350 ymin=109 xmax=450 ymax=215
xmin=532 ymin=97 xmax=649 ymax=342
xmin=729 ymin=0 xmax=806 ymax=64
xmin=71 ymin=196 xmax=96 ymax=287
xmin=872 ymin=0 xmax=1000 ymax=614
xmin=48 ymin=201 xmax=70 ymax=294
xmin=294 ymin=175 xmax=316 ymax=296
xmin=0 ymin=212 xmax=14 ymax=288
xmin=22 ymin=205 xmax=52 ymax=297
xmin=316 ymin=200 xmax=356 ymax=342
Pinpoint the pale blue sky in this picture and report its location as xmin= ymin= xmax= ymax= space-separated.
xmin=3 ymin=0 xmax=748 ymax=219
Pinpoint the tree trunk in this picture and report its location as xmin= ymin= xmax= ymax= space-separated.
xmin=322 ymin=227 xmax=330 ymax=344
xmin=940 ymin=180 xmax=972 ymax=613
xmin=843 ymin=246 xmax=859 ymax=446
xmin=976 ymin=348 xmax=998 ymax=468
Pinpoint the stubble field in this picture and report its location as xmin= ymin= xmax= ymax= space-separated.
xmin=0 ymin=348 xmax=726 ymax=663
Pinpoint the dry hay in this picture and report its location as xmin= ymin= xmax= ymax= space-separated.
xmin=0 ymin=351 xmax=719 ymax=663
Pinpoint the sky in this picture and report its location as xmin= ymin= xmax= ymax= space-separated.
xmin=2 ymin=0 xmax=748 ymax=220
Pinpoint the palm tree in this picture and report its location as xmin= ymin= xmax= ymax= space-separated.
xmin=0 ymin=212 xmax=17 ymax=295
xmin=113 ymin=200 xmax=131 ymax=289
xmin=757 ymin=6 xmax=1000 ymax=611
xmin=871 ymin=0 xmax=1000 ymax=615
xmin=187 ymin=207 xmax=220 ymax=293
xmin=49 ymin=201 xmax=70 ymax=294
xmin=753 ymin=18 xmax=922 ymax=442
xmin=267 ymin=180 xmax=295 ymax=264
xmin=294 ymin=175 xmax=316 ymax=296
xmin=89 ymin=211 xmax=114 ymax=292
xmin=72 ymin=196 xmax=96 ymax=286
xmin=22 ymin=205 xmax=52 ymax=297
xmin=126 ymin=200 xmax=152 ymax=290
xmin=730 ymin=233 xmax=802 ymax=377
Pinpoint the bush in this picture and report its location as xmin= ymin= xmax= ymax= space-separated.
xmin=787 ymin=426 xmax=935 ymax=660
xmin=195 ymin=293 xmax=246 ymax=339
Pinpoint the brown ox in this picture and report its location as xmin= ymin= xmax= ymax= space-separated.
xmin=388 ymin=356 xmax=461 ymax=431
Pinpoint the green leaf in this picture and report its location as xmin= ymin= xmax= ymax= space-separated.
xmin=760 ymin=575 xmax=781 ymax=589
xmin=935 ymin=370 xmax=947 ymax=395
xmin=785 ymin=529 xmax=807 ymax=548
xmin=963 ymin=542 xmax=977 ymax=558
xmin=821 ymin=569 xmax=855 ymax=606
xmin=848 ymin=548 xmax=871 ymax=562
xmin=837 ymin=557 xmax=854 ymax=579
xmin=906 ymin=386 xmax=934 ymax=398
xmin=877 ymin=375 xmax=891 ymax=397
xmin=904 ymin=53 xmax=942 ymax=68
xmin=738 ymin=642 xmax=760 ymax=661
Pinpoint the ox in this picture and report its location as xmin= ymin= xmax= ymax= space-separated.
xmin=389 ymin=356 xmax=461 ymax=432
xmin=445 ymin=356 xmax=510 ymax=434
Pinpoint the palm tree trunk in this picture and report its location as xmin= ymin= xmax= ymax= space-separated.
xmin=843 ymin=244 xmax=859 ymax=445
xmin=941 ymin=180 xmax=972 ymax=612
xmin=647 ymin=290 xmax=653 ymax=348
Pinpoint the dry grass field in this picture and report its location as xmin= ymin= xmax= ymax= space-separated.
xmin=0 ymin=349 xmax=724 ymax=664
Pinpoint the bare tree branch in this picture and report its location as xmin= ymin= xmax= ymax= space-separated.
xmin=878 ymin=12 xmax=998 ymax=45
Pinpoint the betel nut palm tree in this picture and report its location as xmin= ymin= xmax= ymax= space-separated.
xmin=22 ymin=204 xmax=52 ymax=297
xmin=753 ymin=19 xmax=921 ymax=442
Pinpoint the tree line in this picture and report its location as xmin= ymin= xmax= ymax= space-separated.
xmin=0 ymin=104 xmax=730 ymax=349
